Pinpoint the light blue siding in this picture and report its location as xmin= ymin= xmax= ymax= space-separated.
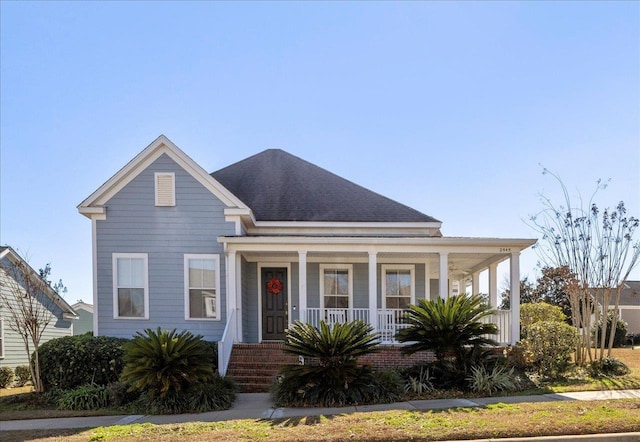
xmin=241 ymin=260 xmax=258 ymax=343
xmin=95 ymin=154 xmax=235 ymax=341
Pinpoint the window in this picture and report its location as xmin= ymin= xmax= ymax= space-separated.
xmin=382 ymin=265 xmax=415 ymax=309
xmin=320 ymin=264 xmax=352 ymax=309
xmin=184 ymin=254 xmax=220 ymax=320
xmin=0 ymin=317 xmax=4 ymax=359
xmin=155 ymin=172 xmax=175 ymax=206
xmin=112 ymin=254 xmax=148 ymax=319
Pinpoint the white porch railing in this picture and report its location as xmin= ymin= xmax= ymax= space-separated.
xmin=305 ymin=308 xmax=370 ymax=328
xmin=482 ymin=310 xmax=511 ymax=345
xmin=302 ymin=308 xmax=512 ymax=345
xmin=217 ymin=309 xmax=236 ymax=376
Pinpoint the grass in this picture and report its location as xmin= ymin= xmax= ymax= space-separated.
xmin=2 ymin=400 xmax=639 ymax=442
xmin=1 ymin=347 xmax=639 ymax=441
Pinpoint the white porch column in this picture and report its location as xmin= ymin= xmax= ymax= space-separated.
xmin=226 ymin=250 xmax=238 ymax=341
xmin=438 ymin=252 xmax=448 ymax=299
xmin=235 ymin=252 xmax=242 ymax=341
xmin=424 ymin=260 xmax=431 ymax=300
xmin=368 ymin=252 xmax=378 ymax=331
xmin=510 ymin=252 xmax=521 ymax=344
xmin=488 ymin=263 xmax=498 ymax=308
xmin=298 ymin=251 xmax=307 ymax=322
xmin=472 ymin=272 xmax=480 ymax=296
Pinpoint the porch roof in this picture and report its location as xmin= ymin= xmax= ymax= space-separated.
xmin=219 ymin=235 xmax=536 ymax=276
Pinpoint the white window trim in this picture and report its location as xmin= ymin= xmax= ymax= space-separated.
xmin=381 ymin=264 xmax=416 ymax=309
xmin=184 ymin=254 xmax=221 ymax=321
xmin=112 ymin=253 xmax=149 ymax=320
xmin=0 ymin=317 xmax=4 ymax=359
xmin=319 ymin=264 xmax=353 ymax=309
xmin=155 ymin=172 xmax=176 ymax=206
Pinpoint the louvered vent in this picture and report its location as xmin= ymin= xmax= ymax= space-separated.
xmin=155 ymin=173 xmax=175 ymax=206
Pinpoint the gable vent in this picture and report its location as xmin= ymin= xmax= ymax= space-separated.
xmin=155 ymin=172 xmax=175 ymax=206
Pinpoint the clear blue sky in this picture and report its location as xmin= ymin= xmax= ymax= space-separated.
xmin=1 ymin=2 xmax=638 ymax=304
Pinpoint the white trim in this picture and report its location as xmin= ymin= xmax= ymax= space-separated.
xmin=184 ymin=254 xmax=221 ymax=321
xmin=257 ymin=262 xmax=292 ymax=342
xmin=92 ymin=219 xmax=99 ymax=335
xmin=154 ymin=172 xmax=176 ymax=206
xmin=319 ymin=264 xmax=354 ymax=310
xmin=0 ymin=317 xmax=4 ymax=359
xmin=78 ymin=135 xmax=250 ymax=217
xmin=112 ymin=253 xmax=149 ymax=320
xmin=381 ymin=264 xmax=416 ymax=309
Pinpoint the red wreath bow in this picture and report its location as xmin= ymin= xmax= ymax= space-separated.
xmin=267 ymin=278 xmax=283 ymax=295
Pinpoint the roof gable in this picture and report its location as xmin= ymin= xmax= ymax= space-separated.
xmin=212 ymin=149 xmax=440 ymax=224
xmin=78 ymin=135 xmax=249 ymax=218
xmin=0 ymin=246 xmax=77 ymax=317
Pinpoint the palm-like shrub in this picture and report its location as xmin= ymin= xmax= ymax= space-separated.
xmin=120 ymin=328 xmax=214 ymax=399
xmin=397 ymin=294 xmax=499 ymax=370
xmin=274 ymin=320 xmax=381 ymax=407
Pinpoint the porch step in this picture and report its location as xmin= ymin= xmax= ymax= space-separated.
xmin=226 ymin=343 xmax=298 ymax=393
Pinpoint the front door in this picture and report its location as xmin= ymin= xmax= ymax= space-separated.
xmin=262 ymin=267 xmax=288 ymax=341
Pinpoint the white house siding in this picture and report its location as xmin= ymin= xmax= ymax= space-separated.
xmin=95 ymin=154 xmax=235 ymax=341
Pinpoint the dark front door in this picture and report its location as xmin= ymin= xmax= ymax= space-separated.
xmin=262 ymin=267 xmax=288 ymax=341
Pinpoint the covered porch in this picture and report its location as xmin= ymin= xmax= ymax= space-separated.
xmin=219 ymin=237 xmax=535 ymax=356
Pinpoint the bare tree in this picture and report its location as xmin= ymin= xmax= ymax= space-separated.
xmin=528 ymin=169 xmax=639 ymax=365
xmin=0 ymin=252 xmax=67 ymax=392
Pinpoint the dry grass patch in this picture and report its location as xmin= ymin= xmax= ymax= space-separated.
xmin=3 ymin=400 xmax=639 ymax=442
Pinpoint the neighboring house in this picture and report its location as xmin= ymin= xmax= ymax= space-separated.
xmin=78 ymin=135 xmax=536 ymax=375
xmin=71 ymin=301 xmax=94 ymax=335
xmin=616 ymin=281 xmax=639 ymax=335
xmin=0 ymin=246 xmax=77 ymax=369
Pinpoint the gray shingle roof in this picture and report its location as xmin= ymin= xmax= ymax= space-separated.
xmin=621 ymin=281 xmax=640 ymax=306
xmin=211 ymin=149 xmax=440 ymax=223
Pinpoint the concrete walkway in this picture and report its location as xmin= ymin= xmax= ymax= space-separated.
xmin=1 ymin=389 xmax=639 ymax=433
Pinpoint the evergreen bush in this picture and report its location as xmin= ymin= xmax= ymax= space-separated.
xmin=14 ymin=365 xmax=32 ymax=386
xmin=38 ymin=334 xmax=130 ymax=390
xmin=520 ymin=321 xmax=579 ymax=379
xmin=0 ymin=367 xmax=15 ymax=388
xmin=593 ymin=311 xmax=628 ymax=348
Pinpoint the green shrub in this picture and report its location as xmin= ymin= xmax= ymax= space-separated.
xmin=466 ymin=365 xmax=517 ymax=395
xmin=39 ymin=334 xmax=130 ymax=390
xmin=520 ymin=321 xmax=579 ymax=379
xmin=138 ymin=376 xmax=237 ymax=414
xmin=14 ymin=365 xmax=31 ymax=386
xmin=186 ymin=375 xmax=237 ymax=412
xmin=57 ymin=385 xmax=110 ymax=410
xmin=369 ymin=370 xmax=404 ymax=404
xmin=120 ymin=328 xmax=214 ymax=400
xmin=397 ymin=294 xmax=498 ymax=371
xmin=403 ymin=365 xmax=434 ymax=395
xmin=0 ymin=367 xmax=15 ymax=388
xmin=520 ymin=302 xmax=566 ymax=339
xmin=587 ymin=357 xmax=630 ymax=377
xmin=107 ymin=381 xmax=141 ymax=407
xmin=273 ymin=320 xmax=380 ymax=407
xmin=593 ymin=311 xmax=628 ymax=348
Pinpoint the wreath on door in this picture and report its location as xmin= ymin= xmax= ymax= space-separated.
xmin=267 ymin=277 xmax=283 ymax=295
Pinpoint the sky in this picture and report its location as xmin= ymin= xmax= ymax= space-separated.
xmin=1 ymin=1 xmax=639 ymax=305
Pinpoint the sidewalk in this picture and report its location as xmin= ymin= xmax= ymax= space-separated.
xmin=1 ymin=389 xmax=639 ymax=432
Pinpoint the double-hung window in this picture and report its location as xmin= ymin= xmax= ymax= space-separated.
xmin=113 ymin=253 xmax=149 ymax=319
xmin=382 ymin=265 xmax=415 ymax=309
xmin=184 ymin=254 xmax=220 ymax=320
xmin=320 ymin=264 xmax=352 ymax=309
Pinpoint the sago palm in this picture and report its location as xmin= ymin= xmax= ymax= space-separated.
xmin=397 ymin=294 xmax=498 ymax=369
xmin=277 ymin=320 xmax=380 ymax=407
xmin=120 ymin=328 xmax=214 ymax=399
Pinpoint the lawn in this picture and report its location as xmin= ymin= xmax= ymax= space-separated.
xmin=2 ymin=400 xmax=639 ymax=442
xmin=1 ymin=348 xmax=639 ymax=441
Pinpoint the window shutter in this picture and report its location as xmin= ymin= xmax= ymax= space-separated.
xmin=155 ymin=173 xmax=175 ymax=206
